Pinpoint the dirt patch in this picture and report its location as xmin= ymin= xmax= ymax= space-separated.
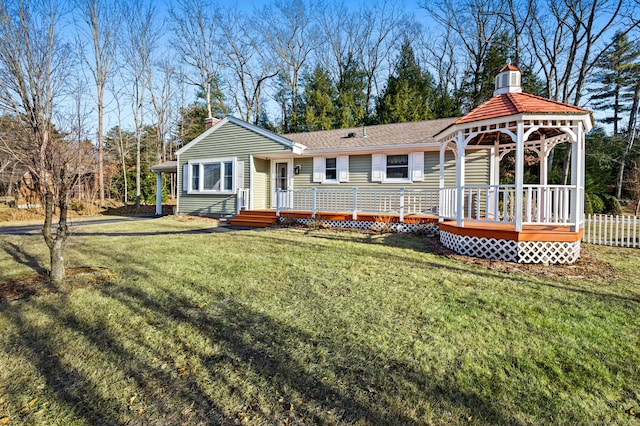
xmin=0 ymin=267 xmax=114 ymax=302
xmin=171 ymin=214 xmax=220 ymax=224
xmin=427 ymin=237 xmax=616 ymax=280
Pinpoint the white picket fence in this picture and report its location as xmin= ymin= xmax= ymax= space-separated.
xmin=583 ymin=214 xmax=639 ymax=248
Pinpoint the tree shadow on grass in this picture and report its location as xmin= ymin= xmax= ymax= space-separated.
xmin=102 ymin=281 xmax=523 ymax=425
xmin=1 ymin=241 xmax=46 ymax=277
xmin=1 ymin=276 xmax=523 ymax=425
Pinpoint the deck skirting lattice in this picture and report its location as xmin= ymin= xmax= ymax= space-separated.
xmin=439 ymin=230 xmax=581 ymax=264
xmin=279 ymin=217 xmax=439 ymax=234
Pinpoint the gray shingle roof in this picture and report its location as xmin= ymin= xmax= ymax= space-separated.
xmin=284 ymin=117 xmax=459 ymax=151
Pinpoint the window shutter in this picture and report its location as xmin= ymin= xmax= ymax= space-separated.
xmin=313 ymin=157 xmax=324 ymax=182
xmin=338 ymin=156 xmax=349 ymax=182
xmin=236 ymin=161 xmax=244 ymax=190
xmin=371 ymin=154 xmax=383 ymax=182
xmin=182 ymin=163 xmax=189 ymax=191
xmin=411 ymin=152 xmax=424 ymax=181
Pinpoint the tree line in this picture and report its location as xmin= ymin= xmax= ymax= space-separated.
xmin=0 ymin=0 xmax=639 ymax=282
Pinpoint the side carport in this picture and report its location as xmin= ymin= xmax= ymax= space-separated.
xmin=150 ymin=160 xmax=177 ymax=215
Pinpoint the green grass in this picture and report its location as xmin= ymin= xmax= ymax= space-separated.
xmin=1 ymin=217 xmax=639 ymax=425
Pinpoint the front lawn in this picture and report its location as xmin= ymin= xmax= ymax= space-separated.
xmin=1 ymin=218 xmax=639 ymax=425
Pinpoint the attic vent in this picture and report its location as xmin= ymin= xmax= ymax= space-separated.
xmin=347 ymin=132 xmax=357 ymax=138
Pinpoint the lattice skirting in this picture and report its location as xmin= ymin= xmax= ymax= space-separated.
xmin=279 ymin=217 xmax=439 ymax=235
xmin=439 ymin=231 xmax=581 ymax=264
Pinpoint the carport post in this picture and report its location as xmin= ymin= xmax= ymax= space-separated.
xmin=155 ymin=172 xmax=162 ymax=215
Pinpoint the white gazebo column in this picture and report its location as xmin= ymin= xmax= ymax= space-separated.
xmin=539 ymin=135 xmax=548 ymax=185
xmin=155 ymin=172 xmax=163 ymax=215
xmin=514 ymin=123 xmax=525 ymax=232
xmin=455 ymin=131 xmax=467 ymax=227
xmin=570 ymin=122 xmax=584 ymax=231
xmin=538 ymin=135 xmax=548 ymax=222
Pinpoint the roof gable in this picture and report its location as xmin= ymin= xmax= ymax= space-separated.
xmin=176 ymin=116 xmax=304 ymax=156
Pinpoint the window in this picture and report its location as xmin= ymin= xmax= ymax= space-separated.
xmin=191 ymin=164 xmax=200 ymax=190
xmin=203 ymin=163 xmax=221 ymax=190
xmin=386 ymin=154 xmax=409 ymax=179
xmin=325 ymin=158 xmax=337 ymax=180
xmin=187 ymin=158 xmax=235 ymax=193
xmin=312 ymin=156 xmax=349 ymax=183
xmin=371 ymin=152 xmax=423 ymax=183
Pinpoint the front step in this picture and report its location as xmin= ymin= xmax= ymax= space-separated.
xmin=228 ymin=210 xmax=279 ymax=228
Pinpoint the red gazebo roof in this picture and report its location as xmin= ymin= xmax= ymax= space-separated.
xmin=456 ymin=92 xmax=591 ymax=125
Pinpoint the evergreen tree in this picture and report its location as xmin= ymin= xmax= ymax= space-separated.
xmin=176 ymin=83 xmax=230 ymax=146
xmin=590 ymin=32 xmax=640 ymax=135
xmin=334 ymin=54 xmax=368 ymax=128
xmin=301 ymin=65 xmax=335 ymax=131
xmin=375 ymin=40 xmax=436 ymax=124
xmin=432 ymin=84 xmax=461 ymax=118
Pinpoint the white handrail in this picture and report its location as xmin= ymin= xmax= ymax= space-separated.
xmin=275 ymin=187 xmax=439 ymax=221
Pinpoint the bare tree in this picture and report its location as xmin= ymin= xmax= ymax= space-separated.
xmin=121 ymin=0 xmax=159 ymax=208
xmin=75 ymin=0 xmax=120 ymax=207
xmin=218 ymin=9 xmax=279 ymax=124
xmin=357 ymin=0 xmax=413 ymax=117
xmin=168 ymin=0 xmax=223 ymax=120
xmin=416 ymin=24 xmax=460 ymax=96
xmin=0 ymin=0 xmax=74 ymax=283
xmin=422 ymin=0 xmax=506 ymax=110
xmin=257 ymin=0 xmax=320 ymax=131
xmin=526 ymin=0 xmax=639 ymax=183
xmin=148 ymin=58 xmax=174 ymax=163
xmin=316 ymin=0 xmax=359 ymax=86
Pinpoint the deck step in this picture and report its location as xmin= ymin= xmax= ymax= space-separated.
xmin=228 ymin=210 xmax=279 ymax=228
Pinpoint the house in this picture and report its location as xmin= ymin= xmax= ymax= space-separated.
xmin=152 ymin=65 xmax=593 ymax=264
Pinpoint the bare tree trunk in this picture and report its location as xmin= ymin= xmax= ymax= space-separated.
xmin=616 ymin=83 xmax=640 ymax=198
xmin=43 ymin=186 xmax=69 ymax=284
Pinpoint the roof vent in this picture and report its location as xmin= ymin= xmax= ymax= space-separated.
xmin=347 ymin=132 xmax=357 ymax=138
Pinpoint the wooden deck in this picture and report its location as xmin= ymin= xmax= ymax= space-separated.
xmin=439 ymin=220 xmax=583 ymax=242
xmin=231 ymin=210 xmax=583 ymax=243
xmin=279 ymin=210 xmax=439 ymax=224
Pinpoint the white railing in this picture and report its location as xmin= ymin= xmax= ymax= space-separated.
xmin=450 ymin=184 xmax=578 ymax=225
xmin=584 ymin=214 xmax=639 ymax=248
xmin=275 ymin=187 xmax=439 ymax=221
xmin=236 ymin=188 xmax=250 ymax=213
xmin=439 ymin=187 xmax=457 ymax=220
xmin=274 ymin=185 xmax=580 ymax=227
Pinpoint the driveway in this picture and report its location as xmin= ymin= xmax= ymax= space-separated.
xmin=0 ymin=216 xmax=159 ymax=236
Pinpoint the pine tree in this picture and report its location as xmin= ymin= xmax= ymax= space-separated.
xmin=375 ymin=40 xmax=436 ymax=124
xmin=301 ymin=65 xmax=336 ymax=131
xmin=590 ymin=32 xmax=640 ymax=135
xmin=334 ymin=54 xmax=368 ymax=128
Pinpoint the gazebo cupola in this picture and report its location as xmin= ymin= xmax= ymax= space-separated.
xmin=434 ymin=63 xmax=593 ymax=264
xmin=493 ymin=63 xmax=522 ymax=95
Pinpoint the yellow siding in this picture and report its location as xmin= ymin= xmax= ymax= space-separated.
xmin=252 ymin=158 xmax=268 ymax=209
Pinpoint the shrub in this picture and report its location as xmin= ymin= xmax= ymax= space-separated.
xmin=590 ymin=193 xmax=606 ymax=214
xmin=584 ymin=193 xmax=593 ymax=215
xmin=603 ymin=194 xmax=622 ymax=215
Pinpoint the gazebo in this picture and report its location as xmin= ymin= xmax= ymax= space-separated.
xmin=435 ymin=64 xmax=593 ymax=264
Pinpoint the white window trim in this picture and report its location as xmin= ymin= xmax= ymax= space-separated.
xmin=186 ymin=157 xmax=237 ymax=194
xmin=313 ymin=156 xmax=349 ymax=184
xmin=372 ymin=152 xmax=424 ymax=183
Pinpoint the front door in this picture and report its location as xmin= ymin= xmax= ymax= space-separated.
xmin=271 ymin=160 xmax=293 ymax=208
